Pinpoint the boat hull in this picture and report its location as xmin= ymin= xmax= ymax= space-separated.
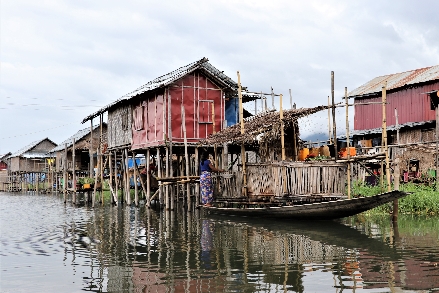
xmin=204 ymin=190 xmax=408 ymax=220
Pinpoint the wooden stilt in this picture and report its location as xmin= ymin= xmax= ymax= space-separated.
xmin=125 ymin=148 xmax=131 ymax=205
xmin=109 ymin=152 xmax=113 ymax=204
xmin=237 ymin=71 xmax=247 ymax=197
xmin=157 ymin=148 xmax=162 ymax=207
xmin=146 ymin=148 xmax=151 ymax=208
xmin=114 ymin=151 xmax=118 ymax=204
xmin=345 ymin=88 xmax=351 ymax=199
xmin=331 ymin=71 xmax=337 ymax=158
xmin=72 ymin=138 xmax=76 ymax=204
xmin=63 ymin=143 xmax=67 ymax=203
xmin=194 ymin=147 xmax=199 ymax=206
xmin=181 ymin=105 xmax=191 ymax=211
xmin=165 ymin=146 xmax=170 ymax=210
xmin=133 ymin=153 xmax=139 ymax=207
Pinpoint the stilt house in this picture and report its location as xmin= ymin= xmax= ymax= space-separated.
xmin=49 ymin=124 xmax=107 ymax=176
xmin=82 ymin=57 xmax=257 ymax=152
xmin=8 ymin=138 xmax=57 ymax=173
xmin=347 ymin=65 xmax=439 ymax=179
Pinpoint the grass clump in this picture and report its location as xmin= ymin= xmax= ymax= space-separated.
xmin=350 ymin=181 xmax=439 ymax=216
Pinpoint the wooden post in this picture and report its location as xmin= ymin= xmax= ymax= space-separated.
xmin=237 ymin=71 xmax=247 ymax=197
xmin=194 ymin=147 xmax=199 ymax=206
xmin=109 ymin=151 xmax=114 ymax=204
xmin=436 ymin=101 xmax=439 ymax=189
xmin=382 ymin=82 xmax=391 ymax=191
xmin=100 ymin=114 xmax=104 ymax=205
xmin=182 ymin=105 xmax=191 ymax=211
xmin=165 ymin=146 xmax=170 ymax=210
xmin=167 ymin=90 xmax=174 ymax=210
xmin=157 ymin=148 xmax=162 ymax=207
xmin=90 ymin=119 xmax=94 ymax=177
xmin=114 ymin=151 xmax=118 ymax=204
xmin=345 ymin=87 xmax=351 ymax=199
xmin=63 ymin=143 xmax=67 ymax=203
xmin=331 ymin=71 xmax=337 ymax=158
xmin=125 ymin=148 xmax=131 ymax=205
xmin=289 ymin=89 xmax=293 ymax=109
xmin=328 ymin=96 xmax=332 ymax=144
xmin=280 ymin=93 xmax=285 ymax=161
xmin=146 ymin=148 xmax=151 ymax=208
xmin=395 ymin=108 xmax=400 ymax=145
xmin=72 ymin=138 xmax=76 ymax=204
xmin=92 ymin=148 xmax=98 ymax=208
xmin=133 ymin=153 xmax=138 ymax=207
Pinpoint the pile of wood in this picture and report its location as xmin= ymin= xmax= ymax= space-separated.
xmin=200 ymin=105 xmax=330 ymax=145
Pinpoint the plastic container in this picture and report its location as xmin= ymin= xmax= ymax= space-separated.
xmin=338 ymin=147 xmax=356 ymax=158
xmin=298 ymin=148 xmax=309 ymax=161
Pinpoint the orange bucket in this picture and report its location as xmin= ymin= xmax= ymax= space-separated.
xmin=298 ymin=148 xmax=309 ymax=161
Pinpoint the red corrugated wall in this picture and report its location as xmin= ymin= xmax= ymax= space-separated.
xmin=131 ymin=72 xmax=223 ymax=150
xmin=354 ymin=82 xmax=439 ymax=130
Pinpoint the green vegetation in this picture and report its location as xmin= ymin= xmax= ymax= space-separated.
xmin=351 ymin=181 xmax=439 ymax=216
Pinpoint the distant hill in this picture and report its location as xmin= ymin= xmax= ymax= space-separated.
xmin=301 ymin=133 xmax=329 ymax=143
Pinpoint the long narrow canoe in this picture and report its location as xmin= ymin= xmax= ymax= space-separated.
xmin=203 ymin=190 xmax=408 ymax=220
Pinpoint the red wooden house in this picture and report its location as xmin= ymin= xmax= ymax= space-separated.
xmin=347 ymin=65 xmax=439 ymax=177
xmin=83 ymin=57 xmax=256 ymax=151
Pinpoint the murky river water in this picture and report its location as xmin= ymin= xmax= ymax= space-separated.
xmin=1 ymin=192 xmax=438 ymax=293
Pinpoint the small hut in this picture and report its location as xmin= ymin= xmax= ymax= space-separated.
xmin=6 ymin=138 xmax=57 ymax=191
xmin=48 ymin=124 xmax=107 ymax=190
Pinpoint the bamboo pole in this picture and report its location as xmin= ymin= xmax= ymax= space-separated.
xmin=165 ymin=146 xmax=170 ymax=210
xmin=382 ymin=82 xmax=391 ymax=191
xmin=194 ymin=147 xmax=199 ymax=206
xmin=280 ymin=93 xmax=285 ymax=161
xmin=100 ymin=114 xmax=104 ymax=205
xmin=63 ymin=143 xmax=67 ymax=203
xmin=395 ymin=108 xmax=400 ymax=145
xmin=146 ymin=148 xmax=151 ymax=208
xmin=436 ymin=99 xmax=439 ymax=189
xmin=167 ymin=90 xmax=174 ymax=210
xmin=331 ymin=71 xmax=337 ymax=158
xmin=345 ymin=87 xmax=351 ymax=199
xmin=109 ymin=152 xmax=114 ymax=204
xmin=157 ymin=148 xmax=162 ymax=207
xmin=328 ymin=96 xmax=332 ymax=144
xmin=92 ymin=147 xmax=98 ymax=208
xmin=72 ymin=138 xmax=76 ymax=203
xmin=90 ymin=119 xmax=94 ymax=177
xmin=182 ymin=104 xmax=191 ymax=211
xmin=237 ymin=71 xmax=247 ymax=197
xmin=114 ymin=151 xmax=118 ymax=204
xmin=133 ymin=153 xmax=138 ymax=207
xmin=125 ymin=148 xmax=131 ymax=205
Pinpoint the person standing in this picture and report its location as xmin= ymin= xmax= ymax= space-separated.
xmin=200 ymin=152 xmax=224 ymax=207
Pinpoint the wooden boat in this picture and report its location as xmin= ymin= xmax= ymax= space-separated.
xmin=202 ymin=190 xmax=408 ymax=220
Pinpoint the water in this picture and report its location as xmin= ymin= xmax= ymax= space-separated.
xmin=1 ymin=192 xmax=438 ymax=293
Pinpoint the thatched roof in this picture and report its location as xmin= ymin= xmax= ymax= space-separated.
xmin=201 ymin=105 xmax=330 ymax=145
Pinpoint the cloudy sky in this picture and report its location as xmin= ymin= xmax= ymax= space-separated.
xmin=1 ymin=0 xmax=438 ymax=154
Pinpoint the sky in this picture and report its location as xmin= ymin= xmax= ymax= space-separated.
xmin=1 ymin=0 xmax=438 ymax=154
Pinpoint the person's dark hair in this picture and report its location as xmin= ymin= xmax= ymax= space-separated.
xmin=201 ymin=151 xmax=209 ymax=165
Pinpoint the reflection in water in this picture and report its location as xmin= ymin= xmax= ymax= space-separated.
xmin=1 ymin=192 xmax=438 ymax=292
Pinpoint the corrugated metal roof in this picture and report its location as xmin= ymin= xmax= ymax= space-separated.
xmin=82 ymin=57 xmax=251 ymax=123
xmin=338 ymin=120 xmax=435 ymax=139
xmin=348 ymin=65 xmax=439 ymax=98
xmin=10 ymin=138 xmax=57 ymax=158
xmin=49 ymin=124 xmax=102 ymax=153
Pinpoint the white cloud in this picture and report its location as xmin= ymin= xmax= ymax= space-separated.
xmin=1 ymin=0 xmax=438 ymax=153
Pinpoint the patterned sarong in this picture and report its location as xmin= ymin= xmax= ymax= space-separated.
xmin=200 ymin=171 xmax=213 ymax=205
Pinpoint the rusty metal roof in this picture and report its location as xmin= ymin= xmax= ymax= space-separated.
xmin=49 ymin=124 xmax=105 ymax=153
xmin=10 ymin=138 xmax=57 ymax=158
xmin=348 ymin=65 xmax=439 ymax=98
xmin=82 ymin=57 xmax=252 ymax=123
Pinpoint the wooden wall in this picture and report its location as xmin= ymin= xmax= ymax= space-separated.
xmin=108 ymin=105 xmax=133 ymax=149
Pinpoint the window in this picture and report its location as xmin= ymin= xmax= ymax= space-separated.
xmin=133 ymin=106 xmax=144 ymax=131
xmin=198 ymin=100 xmax=213 ymax=123
xmin=121 ymin=108 xmax=129 ymax=130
